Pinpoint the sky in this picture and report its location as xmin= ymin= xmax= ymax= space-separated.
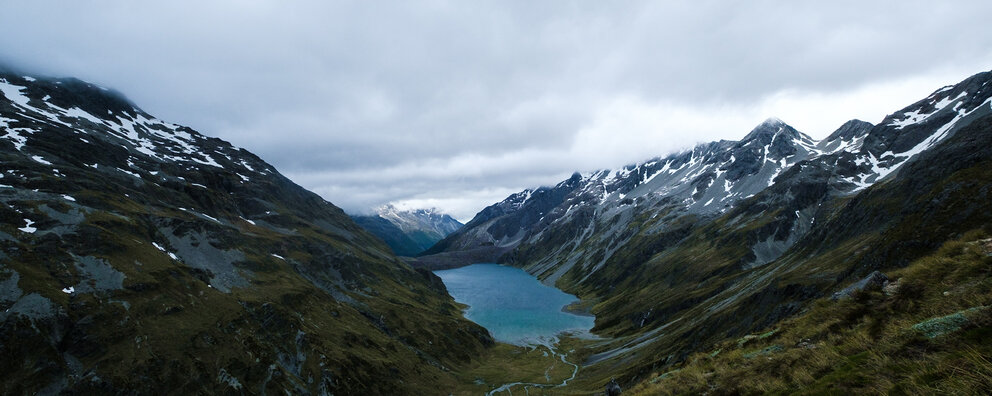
xmin=2 ymin=1 xmax=991 ymax=222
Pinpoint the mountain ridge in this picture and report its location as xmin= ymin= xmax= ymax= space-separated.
xmin=5 ymin=63 xmax=992 ymax=394
xmin=0 ymin=70 xmax=492 ymax=394
xmin=414 ymin=69 xmax=992 ymax=391
xmin=350 ymin=204 xmax=462 ymax=256
xmin=419 ymin=70 xmax=992 ymax=272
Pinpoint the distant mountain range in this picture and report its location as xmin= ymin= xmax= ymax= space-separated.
xmin=416 ymin=69 xmax=992 ymax=390
xmin=0 ymin=68 xmax=491 ymax=394
xmin=351 ymin=205 xmax=462 ymax=256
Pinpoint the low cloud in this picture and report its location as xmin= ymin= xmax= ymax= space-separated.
xmin=2 ymin=1 xmax=991 ymax=221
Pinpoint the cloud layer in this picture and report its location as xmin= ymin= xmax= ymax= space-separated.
xmin=2 ymin=1 xmax=991 ymax=221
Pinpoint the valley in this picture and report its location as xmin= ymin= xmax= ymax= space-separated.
xmin=2 ymin=63 xmax=991 ymax=394
xmin=414 ymin=69 xmax=992 ymax=393
xmin=434 ymin=263 xmax=594 ymax=394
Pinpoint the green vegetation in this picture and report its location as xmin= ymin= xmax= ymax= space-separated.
xmin=629 ymin=232 xmax=992 ymax=395
xmin=450 ymin=342 xmax=574 ymax=395
xmin=0 ymin=87 xmax=494 ymax=394
xmin=1 ymin=188 xmax=492 ymax=394
xmin=495 ymin=115 xmax=992 ymax=393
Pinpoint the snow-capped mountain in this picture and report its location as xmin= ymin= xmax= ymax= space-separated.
xmin=375 ymin=204 xmax=462 ymax=236
xmin=422 ymin=71 xmax=992 ymax=273
xmin=417 ymin=69 xmax=992 ymax=382
xmin=419 ymin=117 xmax=856 ymax=271
xmin=0 ymin=69 xmax=490 ymax=394
xmin=351 ymin=205 xmax=462 ymax=256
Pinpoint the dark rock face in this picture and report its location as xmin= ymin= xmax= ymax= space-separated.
xmin=605 ymin=378 xmax=622 ymax=395
xmin=0 ymin=71 xmax=491 ymax=394
xmin=868 ymin=71 xmax=992 ymax=156
xmin=824 ymin=119 xmax=874 ymax=143
xmin=831 ymin=271 xmax=890 ymax=300
xmin=417 ymin=172 xmax=585 ymax=264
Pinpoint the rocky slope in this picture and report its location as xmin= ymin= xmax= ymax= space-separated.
xmin=0 ymin=69 xmax=492 ymax=394
xmin=419 ymin=70 xmax=992 ymax=390
xmin=351 ymin=205 xmax=462 ymax=256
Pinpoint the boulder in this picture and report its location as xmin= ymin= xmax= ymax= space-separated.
xmin=831 ymin=271 xmax=890 ymax=300
xmin=605 ymin=378 xmax=622 ymax=395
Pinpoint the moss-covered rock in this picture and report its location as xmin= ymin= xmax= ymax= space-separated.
xmin=912 ymin=306 xmax=988 ymax=339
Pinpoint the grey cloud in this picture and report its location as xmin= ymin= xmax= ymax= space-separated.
xmin=2 ymin=1 xmax=991 ymax=220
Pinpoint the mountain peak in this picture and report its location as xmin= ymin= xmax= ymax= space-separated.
xmin=762 ymin=117 xmax=786 ymax=126
xmin=374 ymin=203 xmax=400 ymax=215
xmin=741 ymin=117 xmax=798 ymax=143
xmin=353 ymin=205 xmax=463 ymax=256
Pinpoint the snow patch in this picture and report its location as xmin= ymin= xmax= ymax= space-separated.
xmin=18 ymin=219 xmax=36 ymax=233
xmin=191 ymin=153 xmax=223 ymax=168
xmin=200 ymin=213 xmax=221 ymax=223
xmin=1 ymin=122 xmax=29 ymax=151
xmin=31 ymin=156 xmax=52 ymax=165
xmin=888 ymin=91 xmax=967 ymax=129
xmin=116 ymin=168 xmax=140 ymax=178
xmin=0 ymin=79 xmax=32 ymax=108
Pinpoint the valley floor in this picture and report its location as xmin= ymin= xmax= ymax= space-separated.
xmin=447 ymin=231 xmax=992 ymax=395
xmin=449 ymin=335 xmax=605 ymax=395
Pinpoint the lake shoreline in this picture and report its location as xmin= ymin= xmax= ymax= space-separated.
xmin=561 ymin=300 xmax=595 ymax=317
xmin=434 ymin=263 xmax=595 ymax=345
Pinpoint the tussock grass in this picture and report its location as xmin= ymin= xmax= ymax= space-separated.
xmin=630 ymin=230 xmax=992 ymax=395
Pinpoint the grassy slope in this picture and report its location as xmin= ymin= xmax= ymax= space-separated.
xmin=630 ymin=231 xmax=992 ymax=395
xmin=0 ymin=74 xmax=493 ymax=394
xmin=0 ymin=180 xmax=492 ymax=395
xmin=496 ymin=109 xmax=992 ymax=394
xmin=620 ymin=116 xmax=992 ymax=394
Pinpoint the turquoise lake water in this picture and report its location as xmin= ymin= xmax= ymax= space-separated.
xmin=434 ymin=263 xmax=595 ymax=345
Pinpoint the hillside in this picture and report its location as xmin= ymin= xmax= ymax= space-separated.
xmin=420 ymin=70 xmax=992 ymax=392
xmin=631 ymin=231 xmax=992 ymax=394
xmin=0 ymin=70 xmax=492 ymax=394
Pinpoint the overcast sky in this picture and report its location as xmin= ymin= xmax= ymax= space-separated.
xmin=2 ymin=1 xmax=991 ymax=221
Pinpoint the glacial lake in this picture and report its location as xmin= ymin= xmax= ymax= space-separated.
xmin=434 ymin=263 xmax=595 ymax=345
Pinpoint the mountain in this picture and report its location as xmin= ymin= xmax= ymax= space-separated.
xmin=415 ymin=173 xmax=586 ymax=268
xmin=417 ymin=70 xmax=992 ymax=391
xmin=6 ymin=63 xmax=989 ymax=394
xmin=0 ymin=70 xmax=492 ymax=394
xmin=351 ymin=205 xmax=462 ymax=256
xmin=417 ymin=116 xmax=855 ymax=272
